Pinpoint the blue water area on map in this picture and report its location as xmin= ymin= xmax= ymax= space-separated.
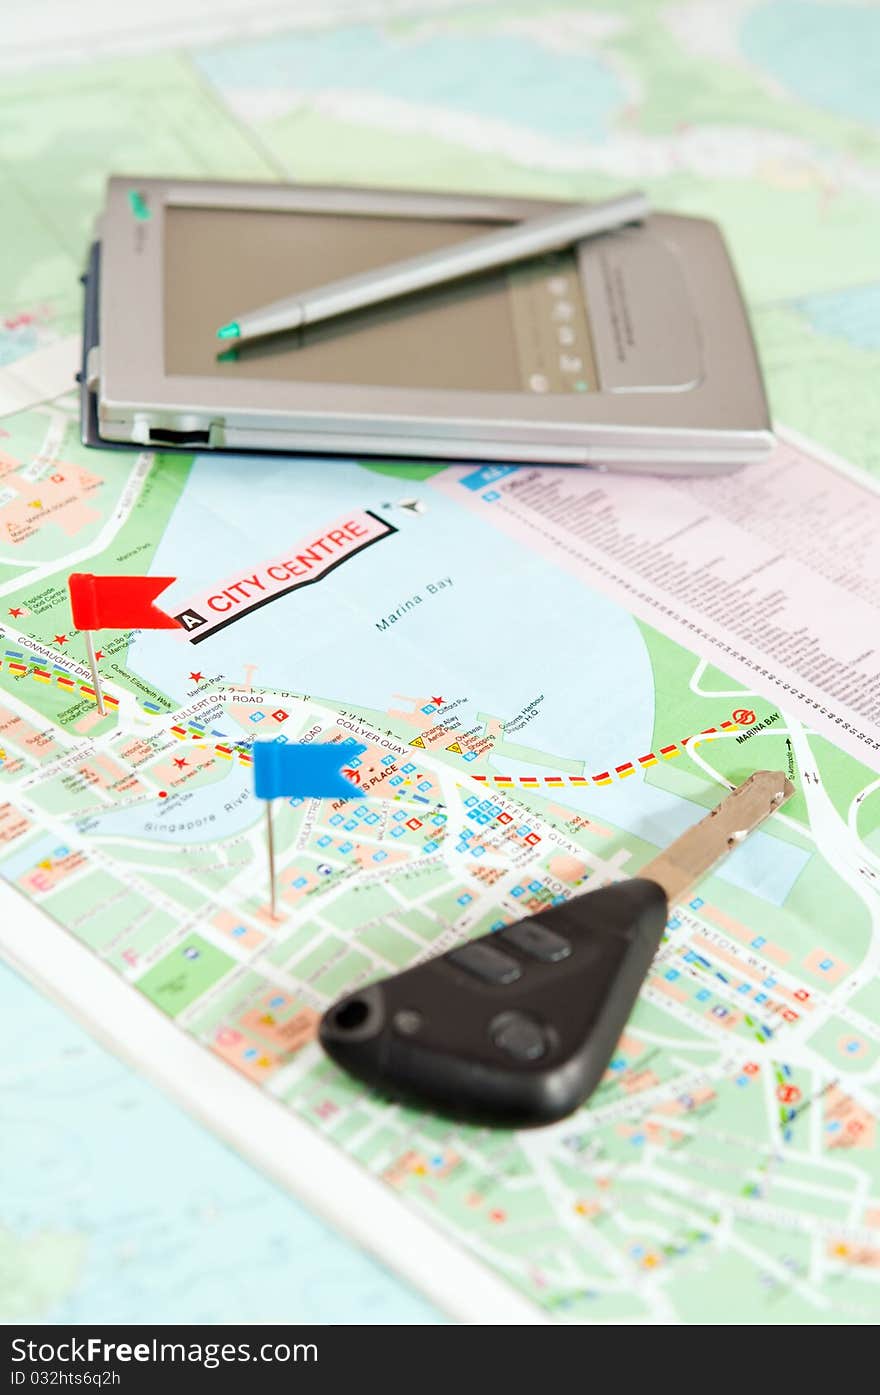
xmin=195 ymin=24 xmax=625 ymax=140
xmin=131 ymin=456 xmax=804 ymax=904
xmin=741 ymin=1 xmax=880 ymax=128
xmin=78 ymin=765 xmax=259 ymax=843
xmin=134 ymin=454 xmax=654 ymax=781
xmin=795 ymin=283 xmax=880 ymax=351
xmin=0 ymin=962 xmax=440 ymax=1324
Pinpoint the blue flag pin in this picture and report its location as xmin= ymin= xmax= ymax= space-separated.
xmin=253 ymin=740 xmax=366 ymax=918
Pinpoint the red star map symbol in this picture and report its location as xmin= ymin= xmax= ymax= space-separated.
xmin=189 ymin=671 xmax=204 ymax=683
xmin=173 ymin=758 xmax=188 ymax=769
xmin=431 ymin=696 xmax=444 ymax=706
xmin=54 ymin=634 xmax=67 ymax=645
xmin=8 ymin=608 xmax=22 ymax=618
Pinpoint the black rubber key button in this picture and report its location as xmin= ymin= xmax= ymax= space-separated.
xmin=500 ymin=919 xmax=572 ymax=963
xmin=491 ymin=1011 xmax=548 ymax=1062
xmin=448 ymin=941 xmax=522 ymax=985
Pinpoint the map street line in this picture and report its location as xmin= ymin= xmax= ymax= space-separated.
xmin=0 ymin=449 xmax=153 ymax=597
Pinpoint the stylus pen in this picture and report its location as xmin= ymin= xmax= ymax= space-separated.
xmin=216 ymin=189 xmax=650 ymax=345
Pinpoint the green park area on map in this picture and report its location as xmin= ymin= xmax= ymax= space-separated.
xmin=1 ymin=2 xmax=879 ymax=1324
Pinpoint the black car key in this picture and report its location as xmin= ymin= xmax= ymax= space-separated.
xmin=319 ymin=771 xmax=793 ymax=1128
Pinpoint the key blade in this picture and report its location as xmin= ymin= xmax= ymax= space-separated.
xmin=640 ymin=770 xmax=794 ymax=908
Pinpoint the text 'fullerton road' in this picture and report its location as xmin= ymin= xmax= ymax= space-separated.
xmin=174 ymin=510 xmax=397 ymax=643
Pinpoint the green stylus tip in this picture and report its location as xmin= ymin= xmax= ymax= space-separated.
xmin=216 ymin=321 xmax=241 ymax=340
xmin=217 ymin=347 xmax=239 ymax=363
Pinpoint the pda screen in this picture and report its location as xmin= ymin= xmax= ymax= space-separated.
xmin=163 ymin=205 xmax=597 ymax=394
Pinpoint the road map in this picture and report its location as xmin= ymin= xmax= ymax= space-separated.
xmin=2 ymin=0 xmax=880 ymax=1324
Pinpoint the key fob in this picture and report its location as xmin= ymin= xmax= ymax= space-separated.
xmin=319 ymin=878 xmax=668 ymax=1128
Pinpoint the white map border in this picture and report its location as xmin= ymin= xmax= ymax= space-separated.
xmin=3 ymin=413 xmax=876 ymax=1322
xmin=1 ymin=885 xmax=549 ymax=1325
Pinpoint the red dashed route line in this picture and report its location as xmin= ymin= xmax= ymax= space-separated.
xmin=181 ymin=718 xmax=740 ymax=787
xmin=467 ymin=720 xmax=741 ymax=789
xmin=1 ymin=654 xmax=120 ymax=709
xmin=1 ymin=652 xmax=744 ymax=790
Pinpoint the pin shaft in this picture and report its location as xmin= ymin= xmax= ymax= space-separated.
xmin=84 ymin=630 xmax=105 ymax=716
xmin=266 ymin=799 xmax=277 ymax=919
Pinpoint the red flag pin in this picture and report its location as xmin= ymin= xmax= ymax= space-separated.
xmin=68 ymin=573 xmax=181 ymax=716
